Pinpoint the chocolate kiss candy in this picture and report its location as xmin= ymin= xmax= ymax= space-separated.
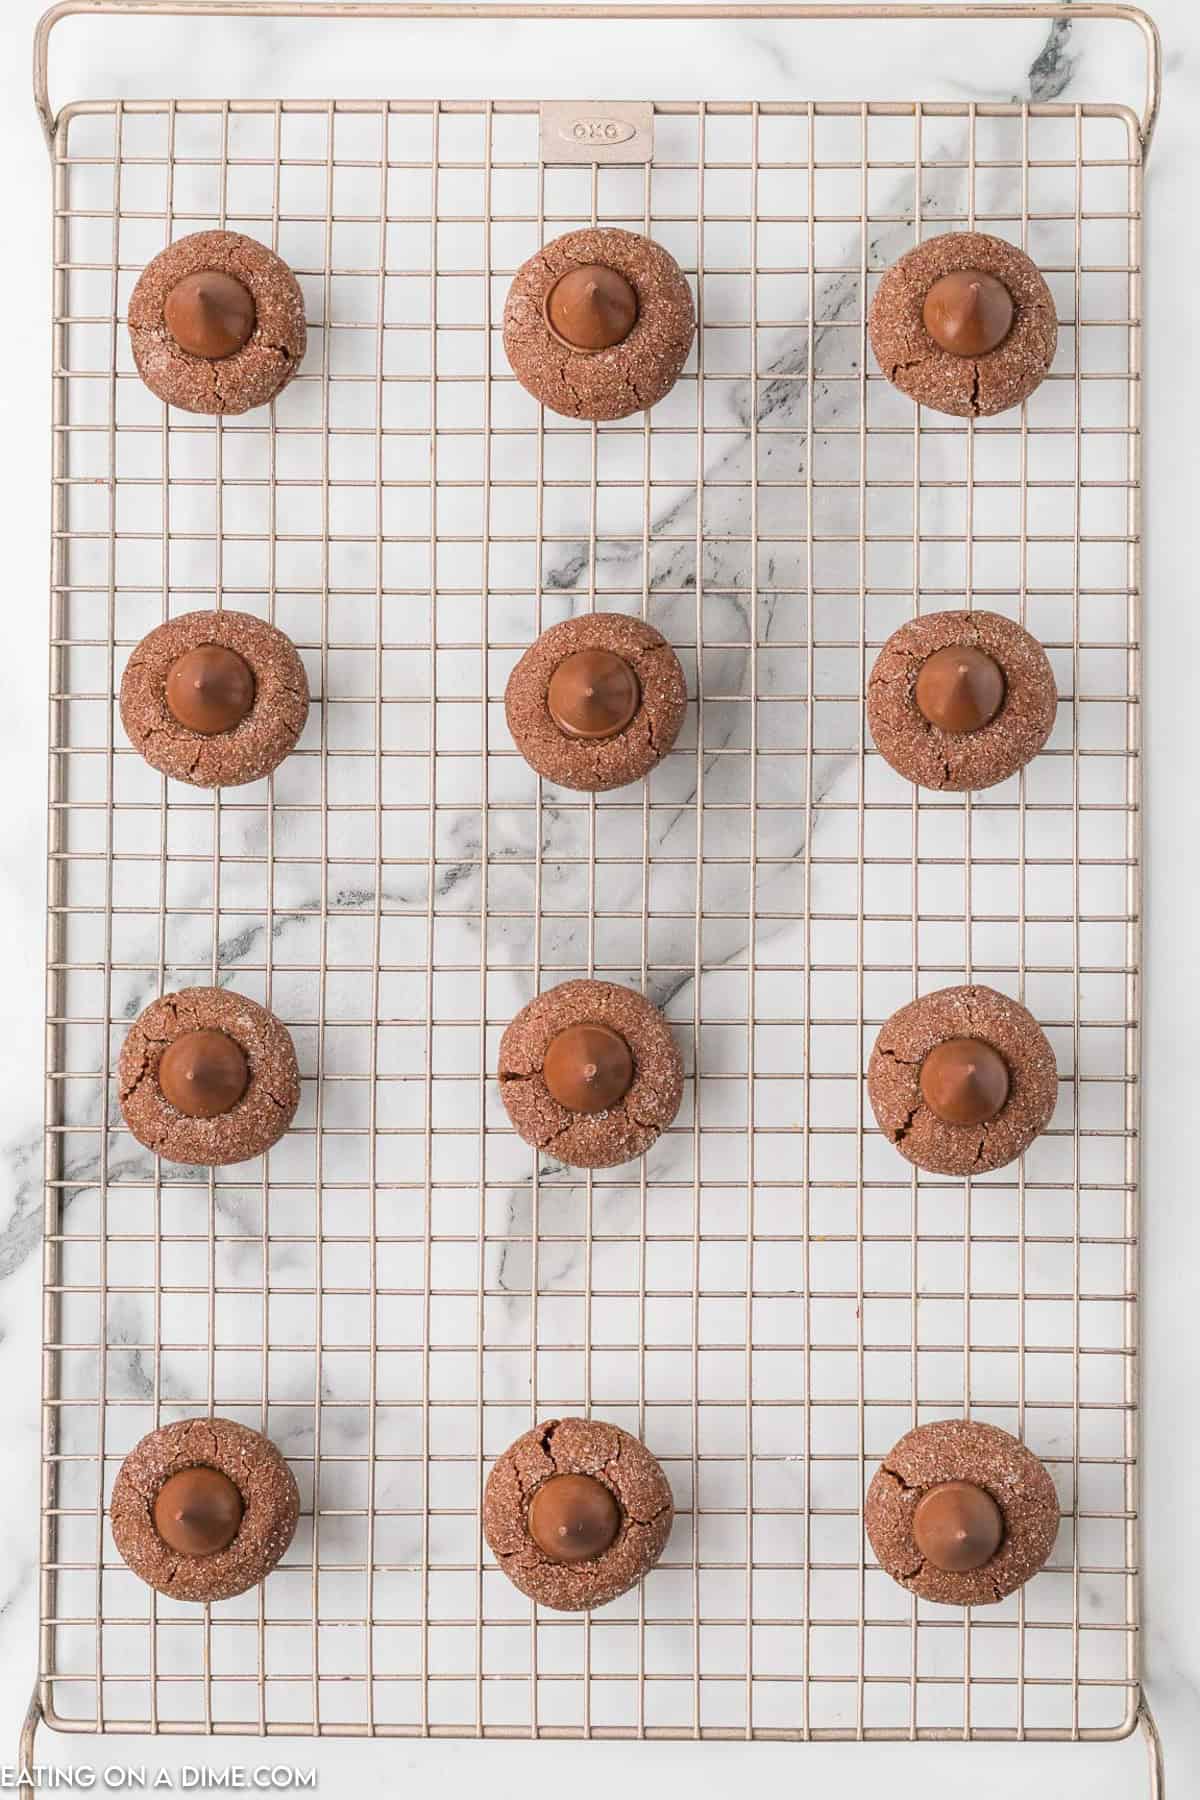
xmin=920 ymin=1037 xmax=1011 ymax=1126
xmin=922 ymin=269 xmax=1014 ymax=358
xmin=544 ymin=264 xmax=638 ymax=352
xmin=164 ymin=270 xmax=257 ymax=360
xmin=165 ymin=644 xmax=256 ymax=735
xmin=153 ymin=1466 xmax=244 ymax=1557
xmin=528 ymin=1473 xmax=621 ymax=1563
xmin=914 ymin=645 xmax=1005 ymax=735
xmin=542 ymin=1022 xmax=634 ymax=1114
xmin=547 ymin=649 xmax=640 ymax=741
xmin=158 ymin=1029 xmax=250 ymax=1119
xmin=912 ymin=1479 xmax=1004 ymax=1572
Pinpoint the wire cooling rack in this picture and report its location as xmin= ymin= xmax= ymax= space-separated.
xmin=28 ymin=0 xmax=1162 ymax=1776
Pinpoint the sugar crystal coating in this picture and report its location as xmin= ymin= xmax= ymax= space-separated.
xmin=506 ymin=612 xmax=686 ymax=794
xmin=499 ymin=979 xmax=683 ymax=1169
xmin=868 ymin=609 xmax=1056 ymax=793
xmin=868 ymin=984 xmax=1057 ymax=1176
xmin=505 ymin=228 xmax=694 ymax=421
xmin=869 ymin=231 xmax=1056 ymax=418
xmin=121 ymin=609 xmax=309 ymax=790
xmin=119 ymin=987 xmax=299 ymax=1167
xmin=112 ymin=1417 xmax=299 ymax=1602
xmin=484 ymin=1418 xmax=673 ymax=1610
xmin=129 ymin=230 xmax=306 ymax=416
xmin=866 ymin=1420 xmax=1058 ymax=1606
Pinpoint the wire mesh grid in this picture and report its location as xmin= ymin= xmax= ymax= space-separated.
xmin=39 ymin=87 xmax=1142 ymax=1743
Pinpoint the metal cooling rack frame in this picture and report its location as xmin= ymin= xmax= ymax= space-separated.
xmin=26 ymin=1 xmax=1164 ymax=1788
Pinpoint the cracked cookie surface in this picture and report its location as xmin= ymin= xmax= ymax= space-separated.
xmin=498 ymin=979 xmax=684 ymax=1170
xmin=867 ymin=609 xmax=1056 ymax=793
xmin=867 ymin=984 xmax=1057 ymax=1176
xmin=120 ymin=609 xmax=309 ymax=789
xmin=865 ymin=1419 xmax=1059 ymax=1606
xmin=505 ymin=612 xmax=687 ymax=792
xmin=111 ymin=1416 xmax=299 ymax=1603
xmin=119 ymin=987 xmax=300 ymax=1167
xmin=483 ymin=1417 xmax=674 ymax=1610
xmin=128 ymin=230 xmax=306 ymax=415
xmin=868 ymin=231 xmax=1057 ymax=418
xmin=504 ymin=229 xmax=695 ymax=421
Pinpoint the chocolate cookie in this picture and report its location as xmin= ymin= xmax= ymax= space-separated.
xmin=867 ymin=609 xmax=1056 ymax=792
xmin=128 ymin=230 xmax=306 ymax=415
xmin=504 ymin=228 xmax=695 ymax=420
xmin=110 ymin=1417 xmax=300 ymax=1603
xmin=498 ymin=978 xmax=683 ymax=1170
xmin=865 ymin=1419 xmax=1059 ymax=1606
xmin=869 ymin=231 xmax=1057 ymax=417
xmin=120 ymin=609 xmax=309 ymax=789
xmin=119 ymin=987 xmax=300 ymax=1167
xmin=505 ymin=612 xmax=686 ymax=793
xmin=483 ymin=1417 xmax=673 ymax=1611
xmin=868 ymin=984 xmax=1058 ymax=1177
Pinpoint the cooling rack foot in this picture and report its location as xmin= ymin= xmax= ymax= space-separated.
xmin=1139 ymin=1697 xmax=1166 ymax=1799
xmin=18 ymin=1687 xmax=43 ymax=1795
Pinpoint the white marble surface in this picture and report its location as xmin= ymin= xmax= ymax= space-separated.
xmin=0 ymin=0 xmax=1196 ymax=1793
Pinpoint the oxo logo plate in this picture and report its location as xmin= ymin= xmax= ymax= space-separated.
xmin=539 ymin=101 xmax=655 ymax=164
